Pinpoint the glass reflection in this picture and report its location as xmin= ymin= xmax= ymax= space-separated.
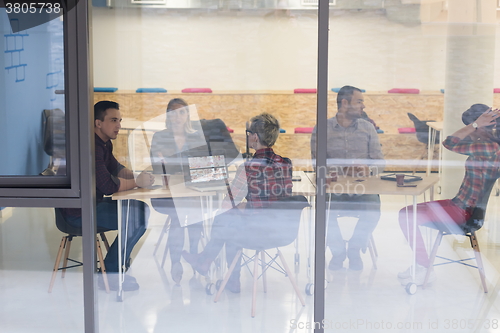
xmin=0 ymin=10 xmax=65 ymax=176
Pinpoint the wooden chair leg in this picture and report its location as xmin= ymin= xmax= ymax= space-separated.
xmin=48 ymin=236 xmax=68 ymax=293
xmin=370 ymin=234 xmax=378 ymax=257
xmin=61 ymin=236 xmax=73 ymax=278
xmin=214 ymin=249 xmax=242 ymax=303
xmin=470 ymin=232 xmax=488 ymax=293
xmin=100 ymin=232 xmax=110 ymax=252
xmin=277 ymin=249 xmax=306 ymax=307
xmin=251 ymin=250 xmax=260 ymax=318
xmin=154 ymin=216 xmax=170 ymax=256
xmin=367 ymin=239 xmax=377 ymax=270
xmin=261 ymin=251 xmax=267 ymax=293
xmin=423 ymin=231 xmax=443 ymax=289
xmin=96 ymin=238 xmax=110 ymax=294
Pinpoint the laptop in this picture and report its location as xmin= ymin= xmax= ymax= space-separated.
xmin=183 ymin=150 xmax=229 ymax=192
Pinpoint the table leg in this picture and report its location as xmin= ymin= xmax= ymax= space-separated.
xmin=427 ymin=127 xmax=433 ymax=176
xmin=117 ymin=199 xmax=123 ymax=302
xmin=412 ymin=195 xmax=417 ymax=283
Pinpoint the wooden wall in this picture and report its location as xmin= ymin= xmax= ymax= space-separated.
xmin=96 ymin=91 xmax=453 ymax=172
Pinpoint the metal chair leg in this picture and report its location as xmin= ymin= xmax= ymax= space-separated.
xmin=61 ymin=236 xmax=73 ymax=278
xmin=100 ymin=232 xmax=110 ymax=252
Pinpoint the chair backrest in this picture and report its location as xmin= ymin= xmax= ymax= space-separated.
xmin=238 ymin=195 xmax=310 ymax=250
xmin=54 ymin=208 xmax=83 ymax=236
xmin=461 ymin=177 xmax=498 ymax=233
xmin=407 ymin=112 xmax=440 ymax=145
xmin=42 ymin=109 xmax=65 ymax=157
xmin=199 ymin=118 xmax=240 ymax=165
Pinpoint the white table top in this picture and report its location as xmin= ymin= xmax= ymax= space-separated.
xmin=303 ymin=173 xmax=439 ymax=196
xmin=427 ymin=121 xmax=443 ymax=131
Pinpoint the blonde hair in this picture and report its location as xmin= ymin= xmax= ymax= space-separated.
xmin=249 ymin=113 xmax=280 ymax=147
xmin=166 ymin=98 xmax=196 ymax=134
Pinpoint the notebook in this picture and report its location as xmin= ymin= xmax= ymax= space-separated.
xmin=183 ymin=150 xmax=229 ymax=192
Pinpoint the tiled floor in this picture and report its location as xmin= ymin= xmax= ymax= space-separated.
xmin=1 ymin=189 xmax=500 ymax=333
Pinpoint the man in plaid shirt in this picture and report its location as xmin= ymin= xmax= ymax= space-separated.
xmin=183 ymin=113 xmax=292 ymax=293
xmin=398 ymin=104 xmax=500 ymax=286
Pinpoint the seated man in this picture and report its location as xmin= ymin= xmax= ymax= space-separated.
xmin=182 ymin=112 xmax=293 ymax=293
xmin=311 ymin=85 xmax=385 ymax=271
xmin=60 ymin=101 xmax=155 ymax=291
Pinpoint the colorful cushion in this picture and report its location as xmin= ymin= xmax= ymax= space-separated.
xmin=136 ymin=88 xmax=167 ymax=93
xmin=182 ymin=88 xmax=212 ymax=93
xmin=398 ymin=127 xmax=416 ymax=133
xmin=94 ymin=87 xmax=118 ymax=92
xmin=388 ymin=88 xmax=420 ymax=94
xmin=293 ymin=89 xmax=316 ymax=94
xmin=294 ymin=127 xmax=314 ymax=134
xmin=226 ymin=127 xmax=234 ymax=133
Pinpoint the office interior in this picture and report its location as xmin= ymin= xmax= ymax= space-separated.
xmin=2 ymin=0 xmax=500 ymax=332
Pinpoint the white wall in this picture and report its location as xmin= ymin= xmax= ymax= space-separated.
xmin=92 ymin=8 xmax=498 ymax=92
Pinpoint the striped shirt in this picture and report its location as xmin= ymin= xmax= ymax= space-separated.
xmin=444 ymin=136 xmax=500 ymax=209
xmin=224 ymin=148 xmax=292 ymax=210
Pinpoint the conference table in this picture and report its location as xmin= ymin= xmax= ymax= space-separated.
xmin=111 ymin=171 xmax=315 ymax=301
xmin=112 ymin=171 xmax=438 ymax=299
xmin=303 ymin=172 xmax=440 ymax=294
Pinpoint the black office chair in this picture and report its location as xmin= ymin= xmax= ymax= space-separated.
xmin=407 ymin=112 xmax=440 ymax=145
xmin=40 ymin=109 xmax=65 ymax=176
xmin=407 ymin=112 xmax=440 ymax=174
xmin=213 ymin=195 xmax=310 ymax=317
xmin=48 ymin=208 xmax=111 ymax=293
xmin=421 ymin=177 xmax=498 ymax=292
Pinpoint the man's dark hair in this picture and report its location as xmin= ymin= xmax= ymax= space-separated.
xmin=336 ymin=85 xmax=362 ymax=110
xmin=94 ymin=101 xmax=119 ymax=122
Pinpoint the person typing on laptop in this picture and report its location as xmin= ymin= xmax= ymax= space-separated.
xmin=182 ymin=113 xmax=292 ymax=293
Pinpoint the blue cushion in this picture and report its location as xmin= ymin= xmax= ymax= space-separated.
xmin=94 ymin=87 xmax=118 ymax=92
xmin=376 ymin=129 xmax=384 ymax=134
xmin=440 ymin=89 xmax=445 ymax=93
xmin=331 ymin=88 xmax=366 ymax=93
xmin=280 ymin=129 xmax=286 ymax=133
xmin=136 ymin=88 xmax=167 ymax=93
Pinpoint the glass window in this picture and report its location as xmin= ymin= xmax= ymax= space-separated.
xmin=92 ymin=1 xmax=318 ymax=331
xmin=0 ymin=9 xmax=67 ymax=182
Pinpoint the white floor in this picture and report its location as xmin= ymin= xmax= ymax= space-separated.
xmin=1 ymin=189 xmax=500 ymax=333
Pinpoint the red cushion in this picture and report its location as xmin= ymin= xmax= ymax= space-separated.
xmin=181 ymin=88 xmax=213 ymax=93
xmin=388 ymin=88 xmax=420 ymax=94
xmin=494 ymin=88 xmax=500 ymax=93
xmin=294 ymin=127 xmax=314 ymax=134
xmin=398 ymin=127 xmax=416 ymax=133
xmin=294 ymin=88 xmax=317 ymax=94
xmin=226 ymin=127 xmax=234 ymax=133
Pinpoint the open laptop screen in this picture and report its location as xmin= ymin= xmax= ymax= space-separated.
xmin=186 ymin=154 xmax=228 ymax=184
